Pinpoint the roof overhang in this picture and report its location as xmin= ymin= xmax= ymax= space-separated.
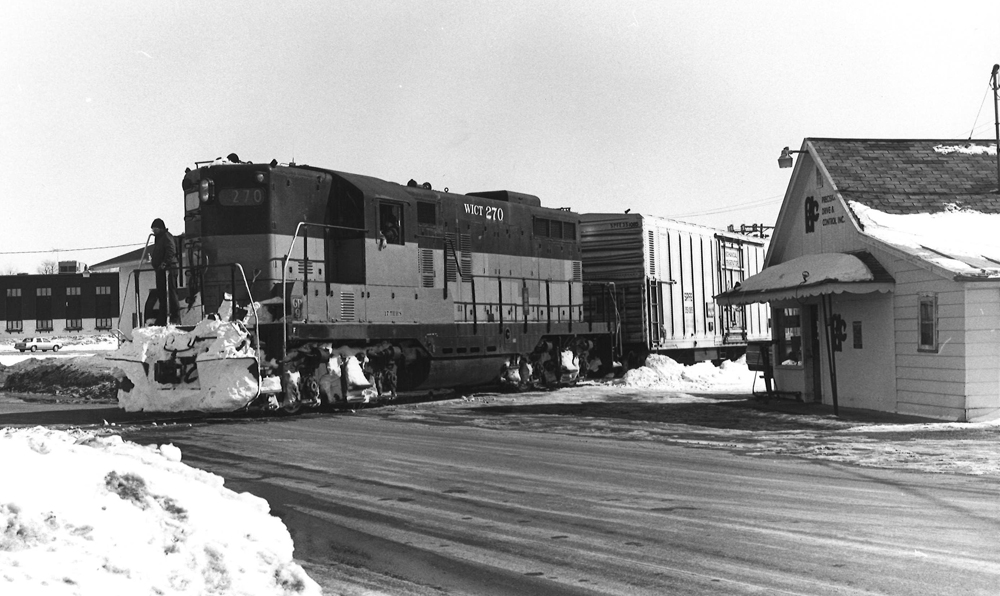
xmin=716 ymin=252 xmax=894 ymax=306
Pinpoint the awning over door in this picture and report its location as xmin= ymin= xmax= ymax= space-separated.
xmin=716 ymin=252 xmax=894 ymax=306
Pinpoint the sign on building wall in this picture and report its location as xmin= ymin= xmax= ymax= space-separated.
xmin=805 ymin=195 xmax=845 ymax=234
xmin=723 ymin=246 xmax=742 ymax=270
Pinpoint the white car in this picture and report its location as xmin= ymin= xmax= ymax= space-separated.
xmin=14 ymin=337 xmax=62 ymax=352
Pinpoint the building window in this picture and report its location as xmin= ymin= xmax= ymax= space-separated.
xmin=853 ymin=321 xmax=863 ymax=349
xmin=66 ymin=287 xmax=82 ymax=329
xmin=6 ymin=288 xmax=22 ymax=332
xmin=36 ymin=287 xmax=52 ymax=327
xmin=95 ymin=285 xmax=116 ymax=329
xmin=776 ymin=307 xmax=802 ymax=366
xmin=918 ymin=294 xmax=938 ymax=353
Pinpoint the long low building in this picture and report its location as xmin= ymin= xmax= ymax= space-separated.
xmin=0 ymin=267 xmax=120 ymax=335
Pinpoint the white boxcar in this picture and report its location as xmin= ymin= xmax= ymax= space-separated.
xmin=580 ymin=213 xmax=769 ymax=363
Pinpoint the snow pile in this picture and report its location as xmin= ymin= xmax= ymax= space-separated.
xmin=619 ymin=355 xmax=757 ymax=391
xmin=0 ymin=426 xmax=319 ymax=596
xmin=932 ymin=143 xmax=996 ymax=155
xmin=61 ymin=335 xmax=119 ymax=351
xmin=850 ymin=201 xmax=1000 ymax=276
xmin=109 ymin=319 xmax=260 ymax=413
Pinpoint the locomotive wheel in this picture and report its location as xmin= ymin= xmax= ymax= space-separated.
xmin=279 ymin=398 xmax=303 ymax=416
xmin=278 ymin=378 xmax=319 ymax=416
xmin=277 ymin=377 xmax=303 ymax=416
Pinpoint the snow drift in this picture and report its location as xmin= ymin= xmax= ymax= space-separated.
xmin=619 ymin=354 xmax=756 ymax=391
xmin=0 ymin=426 xmax=319 ymax=595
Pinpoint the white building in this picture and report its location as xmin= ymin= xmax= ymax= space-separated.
xmin=719 ymin=138 xmax=1000 ymax=422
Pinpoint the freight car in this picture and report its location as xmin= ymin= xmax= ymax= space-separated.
xmin=118 ymin=157 xmax=616 ymax=413
xmin=580 ymin=213 xmax=769 ymax=365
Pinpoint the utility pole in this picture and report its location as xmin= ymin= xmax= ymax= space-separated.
xmin=992 ymin=64 xmax=1000 ymax=192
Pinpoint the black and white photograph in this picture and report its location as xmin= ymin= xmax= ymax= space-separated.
xmin=2 ymin=2 xmax=999 ymax=594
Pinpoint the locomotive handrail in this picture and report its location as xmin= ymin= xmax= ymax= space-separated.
xmin=119 ymin=233 xmax=154 ymax=333
xmin=133 ymin=261 xmax=254 ymax=325
xmin=274 ymin=221 xmax=615 ymax=353
xmin=280 ymin=221 xmax=369 ymax=366
xmin=233 ymin=263 xmax=262 ymax=403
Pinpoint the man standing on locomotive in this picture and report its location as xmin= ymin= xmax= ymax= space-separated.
xmin=149 ymin=218 xmax=180 ymax=326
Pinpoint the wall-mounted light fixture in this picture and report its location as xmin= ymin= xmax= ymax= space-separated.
xmin=777 ymin=146 xmax=805 ymax=169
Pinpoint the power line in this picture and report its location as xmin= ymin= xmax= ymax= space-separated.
xmin=0 ymin=242 xmax=144 ymax=256
xmin=967 ymin=82 xmax=992 ymax=139
xmin=671 ymin=194 xmax=784 ymax=219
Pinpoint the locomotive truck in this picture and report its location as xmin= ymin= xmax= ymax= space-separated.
xmin=113 ymin=157 xmax=617 ymax=413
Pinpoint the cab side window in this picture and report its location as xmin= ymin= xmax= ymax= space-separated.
xmin=379 ymin=203 xmax=404 ymax=245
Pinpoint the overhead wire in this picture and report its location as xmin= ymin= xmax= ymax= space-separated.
xmin=0 ymin=242 xmax=145 ymax=256
xmin=967 ymin=82 xmax=991 ymax=140
xmin=671 ymin=194 xmax=784 ymax=219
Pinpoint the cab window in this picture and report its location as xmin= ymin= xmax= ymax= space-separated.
xmin=379 ymin=203 xmax=404 ymax=245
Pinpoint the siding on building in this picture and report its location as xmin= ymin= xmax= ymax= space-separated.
xmin=887 ymin=258 xmax=967 ymax=419
xmin=963 ymin=286 xmax=1000 ymax=419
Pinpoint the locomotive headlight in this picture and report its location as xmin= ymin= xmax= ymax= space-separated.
xmin=199 ymin=179 xmax=213 ymax=203
xmin=255 ymin=173 xmax=265 ymax=183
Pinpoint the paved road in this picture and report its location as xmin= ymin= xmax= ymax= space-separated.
xmin=124 ymin=414 xmax=1000 ymax=596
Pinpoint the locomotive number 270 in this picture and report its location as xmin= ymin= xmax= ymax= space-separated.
xmin=463 ymin=203 xmax=505 ymax=222
xmin=484 ymin=206 xmax=504 ymax=221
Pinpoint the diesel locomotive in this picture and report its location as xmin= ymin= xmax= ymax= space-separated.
xmin=150 ymin=156 xmax=616 ymax=411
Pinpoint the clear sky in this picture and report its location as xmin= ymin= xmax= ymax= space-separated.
xmin=3 ymin=1 xmax=999 ymax=273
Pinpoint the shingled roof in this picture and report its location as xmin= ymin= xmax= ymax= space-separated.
xmin=808 ymin=138 xmax=1000 ymax=214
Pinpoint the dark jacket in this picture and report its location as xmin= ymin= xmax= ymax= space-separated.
xmin=151 ymin=230 xmax=178 ymax=269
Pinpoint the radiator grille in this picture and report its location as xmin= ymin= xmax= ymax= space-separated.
xmin=419 ymin=248 xmax=435 ymax=288
xmin=445 ymin=233 xmax=458 ymax=282
xmin=460 ymin=233 xmax=472 ymax=278
xmin=340 ymin=291 xmax=355 ymax=321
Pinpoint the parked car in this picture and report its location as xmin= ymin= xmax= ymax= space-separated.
xmin=14 ymin=337 xmax=62 ymax=352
